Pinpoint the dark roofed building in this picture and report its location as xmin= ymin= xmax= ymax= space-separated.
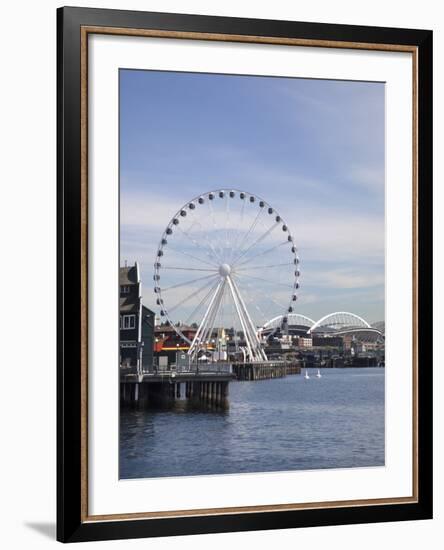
xmin=141 ymin=305 xmax=155 ymax=370
xmin=119 ymin=262 xmax=155 ymax=374
xmin=119 ymin=264 xmax=139 ymax=313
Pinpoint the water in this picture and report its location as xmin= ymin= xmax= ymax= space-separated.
xmin=119 ymin=368 xmax=384 ymax=479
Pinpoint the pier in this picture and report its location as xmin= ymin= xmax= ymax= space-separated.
xmin=121 ymin=359 xmax=302 ymax=407
xmin=121 ymin=364 xmax=234 ymax=408
xmin=232 ymin=361 xmax=300 ymax=381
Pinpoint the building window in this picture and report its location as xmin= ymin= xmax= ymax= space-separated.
xmin=121 ymin=285 xmax=130 ymax=294
xmin=120 ymin=341 xmax=137 ymax=348
xmin=122 ymin=314 xmax=136 ymax=329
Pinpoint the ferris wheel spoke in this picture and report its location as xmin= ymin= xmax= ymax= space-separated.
xmin=234 ymin=273 xmax=287 ymax=312
xmin=187 ymin=217 xmax=225 ymax=264
xmin=230 ymin=198 xmax=246 ymax=259
xmin=188 ymin=219 xmax=225 ymax=264
xmin=231 ymin=221 xmax=280 ymax=266
xmin=234 ymin=271 xmax=295 ymax=289
xmin=234 ymin=241 xmax=289 ymax=268
xmin=229 ymin=207 xmax=264 ymax=264
xmin=176 ymin=222 xmax=221 ymax=264
xmin=207 ymin=199 xmax=225 ymax=260
xmin=225 ymin=193 xmax=230 ymax=248
xmin=166 ymin=245 xmax=219 ymax=268
xmin=225 ymin=194 xmax=231 ymax=256
xmin=235 ymin=262 xmax=294 ymax=271
xmin=183 ymin=279 xmax=221 ymax=325
xmin=161 ymin=273 xmax=218 ymax=292
xmin=231 ymin=275 xmax=268 ymax=325
xmin=167 ymin=277 xmax=219 ymax=314
xmin=162 ymin=266 xmax=217 ymax=272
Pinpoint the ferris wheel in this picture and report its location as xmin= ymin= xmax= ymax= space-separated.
xmin=153 ymin=189 xmax=300 ymax=362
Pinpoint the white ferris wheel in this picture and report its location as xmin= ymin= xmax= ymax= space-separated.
xmin=153 ymin=189 xmax=300 ymax=362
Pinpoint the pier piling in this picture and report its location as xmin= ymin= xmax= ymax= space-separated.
xmin=121 ymin=370 xmax=232 ymax=409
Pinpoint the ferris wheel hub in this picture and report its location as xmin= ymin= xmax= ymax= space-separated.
xmin=218 ymin=263 xmax=232 ymax=278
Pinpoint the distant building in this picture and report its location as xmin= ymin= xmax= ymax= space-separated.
xmin=119 ymin=262 xmax=155 ymax=373
xmin=343 ymin=337 xmax=381 ymax=353
xmin=312 ymin=335 xmax=344 ymax=348
xmin=294 ymin=336 xmax=313 ymax=348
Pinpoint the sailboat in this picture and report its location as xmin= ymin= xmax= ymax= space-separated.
xmin=315 ymin=368 xmax=322 ymax=378
xmin=304 ymin=368 xmax=310 ymax=379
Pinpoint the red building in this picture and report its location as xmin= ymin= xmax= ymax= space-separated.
xmin=154 ymin=324 xmax=197 ymax=350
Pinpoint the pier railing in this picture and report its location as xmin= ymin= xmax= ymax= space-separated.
xmin=157 ymin=362 xmax=233 ymax=375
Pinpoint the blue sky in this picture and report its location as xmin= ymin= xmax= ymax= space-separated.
xmin=120 ymin=69 xmax=385 ymax=323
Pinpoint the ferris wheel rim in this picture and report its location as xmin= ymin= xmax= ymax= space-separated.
xmin=153 ymin=188 xmax=300 ymax=350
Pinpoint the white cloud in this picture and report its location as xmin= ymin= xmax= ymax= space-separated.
xmin=286 ymin=211 xmax=384 ymax=263
xmin=347 ymin=165 xmax=385 ymax=192
xmin=120 ymin=192 xmax=180 ymax=231
xmin=121 ymin=191 xmax=384 ymax=261
xmin=306 ymin=268 xmax=384 ymax=289
xmin=121 ymin=188 xmax=385 ymax=323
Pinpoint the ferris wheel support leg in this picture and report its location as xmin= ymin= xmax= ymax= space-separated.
xmin=229 ymin=277 xmax=267 ymax=362
xmin=189 ymin=287 xmax=220 ymax=359
xmin=226 ymin=277 xmax=255 ymax=362
xmin=188 ymin=279 xmax=223 ymax=359
xmin=233 ymin=286 xmax=262 ymax=361
xmin=199 ymin=281 xmax=226 ymax=356
xmin=230 ymin=279 xmax=263 ymax=360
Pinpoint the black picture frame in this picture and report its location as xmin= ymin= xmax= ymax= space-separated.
xmin=57 ymin=6 xmax=433 ymax=543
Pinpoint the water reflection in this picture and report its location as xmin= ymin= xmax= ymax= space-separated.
xmin=120 ymin=368 xmax=385 ymax=479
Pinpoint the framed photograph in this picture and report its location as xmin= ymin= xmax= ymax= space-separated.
xmin=57 ymin=6 xmax=433 ymax=543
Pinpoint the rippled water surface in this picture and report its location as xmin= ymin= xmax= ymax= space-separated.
xmin=120 ymin=368 xmax=384 ymax=479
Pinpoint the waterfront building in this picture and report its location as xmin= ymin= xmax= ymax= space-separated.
xmin=154 ymin=324 xmax=197 ymax=365
xmin=294 ymin=336 xmax=313 ymax=348
xmin=153 ymin=325 xmax=232 ymax=365
xmin=312 ymin=335 xmax=344 ymax=348
xmin=119 ymin=262 xmax=155 ymax=374
xmin=154 ymin=324 xmax=197 ymax=350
